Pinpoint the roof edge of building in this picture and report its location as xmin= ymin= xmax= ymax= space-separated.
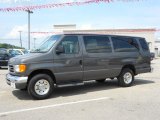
xmin=64 ymin=28 xmax=156 ymax=32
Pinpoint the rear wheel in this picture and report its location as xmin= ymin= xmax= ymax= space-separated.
xmin=28 ymin=74 xmax=54 ymax=100
xmin=118 ymin=68 xmax=134 ymax=87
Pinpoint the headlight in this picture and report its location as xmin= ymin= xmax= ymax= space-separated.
xmin=14 ymin=64 xmax=26 ymax=73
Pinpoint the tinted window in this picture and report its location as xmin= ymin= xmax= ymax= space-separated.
xmin=9 ymin=50 xmax=22 ymax=57
xmin=0 ymin=49 xmax=7 ymax=55
xmin=83 ymin=36 xmax=112 ymax=53
xmin=139 ymin=38 xmax=149 ymax=51
xmin=129 ymin=39 xmax=139 ymax=50
xmin=112 ymin=37 xmax=139 ymax=52
xmin=58 ymin=36 xmax=79 ymax=54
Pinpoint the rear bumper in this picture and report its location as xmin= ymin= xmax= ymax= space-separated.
xmin=6 ymin=74 xmax=28 ymax=89
xmin=136 ymin=66 xmax=152 ymax=74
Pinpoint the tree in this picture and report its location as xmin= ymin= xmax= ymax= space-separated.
xmin=0 ymin=43 xmax=24 ymax=49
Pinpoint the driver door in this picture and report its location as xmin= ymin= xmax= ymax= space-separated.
xmin=53 ymin=35 xmax=83 ymax=84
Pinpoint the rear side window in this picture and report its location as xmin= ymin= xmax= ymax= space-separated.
xmin=83 ymin=36 xmax=112 ymax=53
xmin=139 ymin=38 xmax=149 ymax=51
xmin=112 ymin=37 xmax=139 ymax=52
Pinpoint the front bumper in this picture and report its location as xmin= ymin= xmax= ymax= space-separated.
xmin=6 ymin=74 xmax=28 ymax=89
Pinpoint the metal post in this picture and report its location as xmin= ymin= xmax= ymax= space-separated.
xmin=19 ymin=31 xmax=22 ymax=48
xmin=28 ymin=11 xmax=30 ymax=50
xmin=26 ymin=10 xmax=33 ymax=50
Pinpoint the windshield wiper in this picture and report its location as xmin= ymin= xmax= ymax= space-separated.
xmin=31 ymin=49 xmax=47 ymax=53
xmin=35 ymin=49 xmax=40 ymax=52
xmin=30 ymin=49 xmax=41 ymax=53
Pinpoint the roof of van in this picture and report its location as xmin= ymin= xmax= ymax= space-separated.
xmin=62 ymin=33 xmax=145 ymax=39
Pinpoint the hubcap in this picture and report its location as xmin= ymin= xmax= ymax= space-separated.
xmin=123 ymin=72 xmax=132 ymax=84
xmin=34 ymin=79 xmax=50 ymax=95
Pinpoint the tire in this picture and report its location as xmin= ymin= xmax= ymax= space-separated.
xmin=28 ymin=74 xmax=54 ymax=100
xmin=118 ymin=68 xmax=134 ymax=87
xmin=96 ymin=79 xmax=106 ymax=83
xmin=20 ymin=88 xmax=27 ymax=91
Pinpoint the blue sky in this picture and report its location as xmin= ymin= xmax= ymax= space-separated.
xmin=0 ymin=0 xmax=160 ymax=48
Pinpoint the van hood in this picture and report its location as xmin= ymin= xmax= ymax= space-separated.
xmin=8 ymin=53 xmax=53 ymax=65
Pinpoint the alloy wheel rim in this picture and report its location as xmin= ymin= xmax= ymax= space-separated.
xmin=34 ymin=79 xmax=50 ymax=95
xmin=123 ymin=72 xmax=132 ymax=84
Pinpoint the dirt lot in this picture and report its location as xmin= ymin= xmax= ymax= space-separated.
xmin=0 ymin=59 xmax=160 ymax=120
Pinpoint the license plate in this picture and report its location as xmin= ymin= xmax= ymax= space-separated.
xmin=11 ymin=82 xmax=16 ymax=89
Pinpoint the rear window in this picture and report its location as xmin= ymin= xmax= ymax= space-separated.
xmin=139 ymin=38 xmax=149 ymax=51
xmin=112 ymin=37 xmax=139 ymax=52
xmin=0 ymin=49 xmax=7 ymax=55
xmin=83 ymin=36 xmax=112 ymax=53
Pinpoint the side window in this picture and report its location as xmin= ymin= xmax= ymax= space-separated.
xmin=58 ymin=36 xmax=79 ymax=54
xmin=139 ymin=38 xmax=149 ymax=51
xmin=112 ymin=37 xmax=138 ymax=52
xmin=127 ymin=38 xmax=139 ymax=50
xmin=83 ymin=36 xmax=112 ymax=53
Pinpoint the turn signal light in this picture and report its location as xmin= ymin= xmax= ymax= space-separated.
xmin=19 ymin=64 xmax=26 ymax=72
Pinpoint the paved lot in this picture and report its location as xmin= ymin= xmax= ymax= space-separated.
xmin=0 ymin=59 xmax=160 ymax=120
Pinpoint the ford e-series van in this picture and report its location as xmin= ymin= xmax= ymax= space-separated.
xmin=6 ymin=34 xmax=152 ymax=99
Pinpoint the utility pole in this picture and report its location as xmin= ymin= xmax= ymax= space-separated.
xmin=26 ymin=10 xmax=33 ymax=50
xmin=19 ymin=31 xmax=22 ymax=48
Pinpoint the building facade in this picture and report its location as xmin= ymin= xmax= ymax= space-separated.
xmin=155 ymin=41 xmax=160 ymax=57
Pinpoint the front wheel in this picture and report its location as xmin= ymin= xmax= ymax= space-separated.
xmin=118 ymin=68 xmax=134 ymax=87
xmin=28 ymin=74 xmax=54 ymax=100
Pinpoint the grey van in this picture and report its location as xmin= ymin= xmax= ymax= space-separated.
xmin=6 ymin=34 xmax=152 ymax=99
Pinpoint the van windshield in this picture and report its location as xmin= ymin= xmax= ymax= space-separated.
xmin=31 ymin=35 xmax=61 ymax=53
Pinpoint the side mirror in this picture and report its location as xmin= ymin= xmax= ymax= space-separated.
xmin=56 ymin=45 xmax=64 ymax=54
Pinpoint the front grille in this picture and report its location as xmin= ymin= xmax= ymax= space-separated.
xmin=9 ymin=65 xmax=14 ymax=73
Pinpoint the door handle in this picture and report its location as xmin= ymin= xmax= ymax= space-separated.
xmin=79 ymin=60 xmax=82 ymax=65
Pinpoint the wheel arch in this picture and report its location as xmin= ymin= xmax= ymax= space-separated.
xmin=28 ymin=69 xmax=56 ymax=84
xmin=121 ymin=64 xmax=136 ymax=75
